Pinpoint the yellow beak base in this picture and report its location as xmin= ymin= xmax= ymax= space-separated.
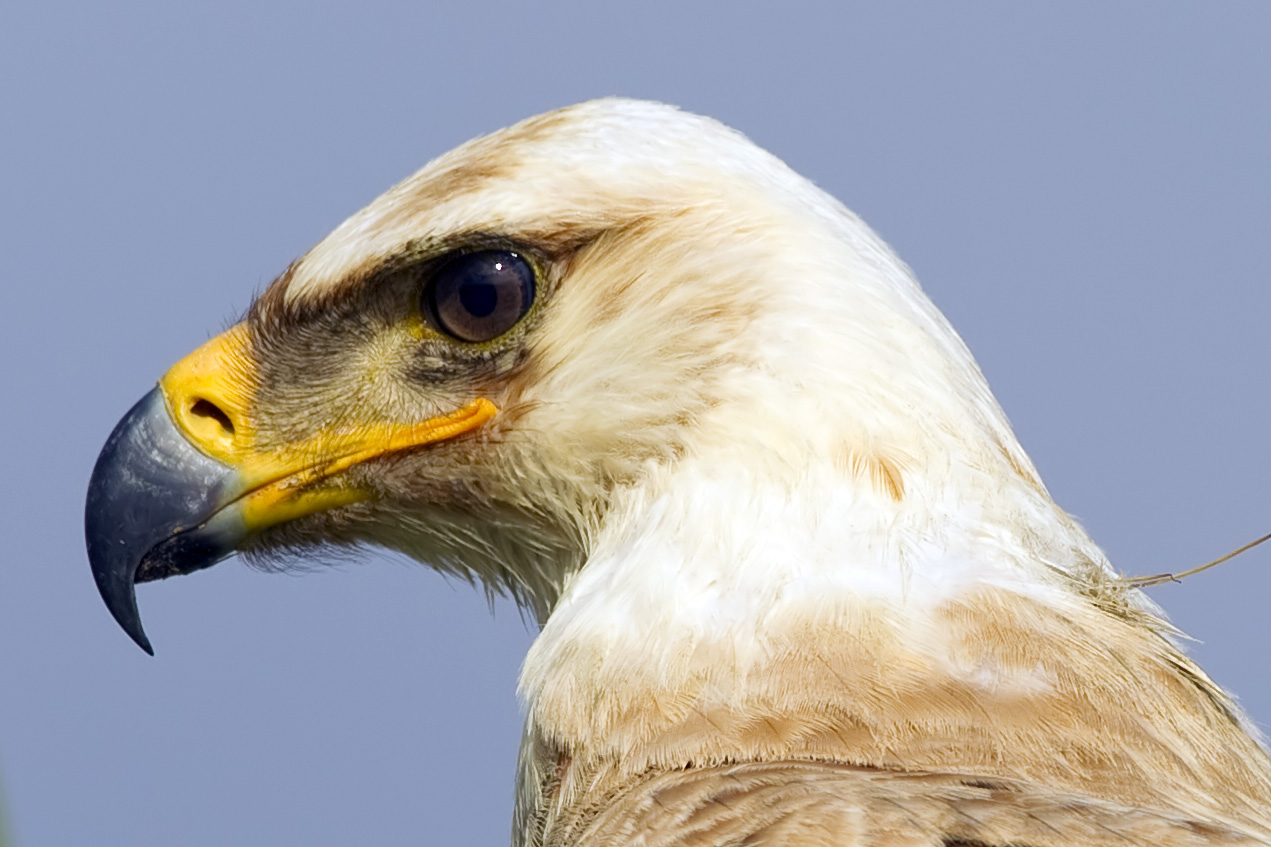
xmin=158 ymin=324 xmax=498 ymax=535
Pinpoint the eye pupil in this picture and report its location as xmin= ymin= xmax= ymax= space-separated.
xmin=425 ymin=250 xmax=536 ymax=342
xmin=458 ymin=280 xmax=498 ymax=318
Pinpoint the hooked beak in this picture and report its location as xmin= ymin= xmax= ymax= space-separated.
xmin=85 ymin=388 xmax=244 ymax=655
xmin=84 ymin=324 xmax=496 ymax=654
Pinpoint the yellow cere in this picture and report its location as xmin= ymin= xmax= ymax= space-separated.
xmin=159 ymin=323 xmax=498 ymax=533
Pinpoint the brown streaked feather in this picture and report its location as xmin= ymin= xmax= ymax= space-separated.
xmin=537 ymin=762 xmax=1262 ymax=847
xmin=523 ymin=586 xmax=1271 ymax=841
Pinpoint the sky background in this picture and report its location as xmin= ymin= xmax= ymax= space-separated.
xmin=2 ymin=3 xmax=1270 ymax=845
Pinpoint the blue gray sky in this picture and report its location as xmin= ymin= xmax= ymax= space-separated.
xmin=2 ymin=3 xmax=1269 ymax=845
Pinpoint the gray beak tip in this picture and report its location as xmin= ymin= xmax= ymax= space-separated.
xmin=90 ymin=565 xmax=154 ymax=655
xmin=85 ymin=387 xmax=240 ymax=656
xmin=109 ymin=596 xmax=155 ymax=654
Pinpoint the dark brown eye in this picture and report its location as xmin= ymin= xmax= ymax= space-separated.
xmin=424 ymin=250 xmax=536 ymax=343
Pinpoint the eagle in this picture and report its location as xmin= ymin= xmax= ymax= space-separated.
xmin=85 ymin=99 xmax=1271 ymax=845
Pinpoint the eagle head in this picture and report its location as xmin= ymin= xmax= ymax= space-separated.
xmin=89 ymin=98 xmax=1044 ymax=652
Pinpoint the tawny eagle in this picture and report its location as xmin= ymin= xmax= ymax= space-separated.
xmin=86 ymin=99 xmax=1271 ymax=845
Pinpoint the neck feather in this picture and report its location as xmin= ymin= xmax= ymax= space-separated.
xmin=517 ymin=461 xmax=1271 ymax=828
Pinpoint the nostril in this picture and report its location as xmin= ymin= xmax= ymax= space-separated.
xmin=190 ymin=398 xmax=235 ymax=437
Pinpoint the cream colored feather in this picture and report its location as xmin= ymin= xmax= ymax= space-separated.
xmin=274 ymin=100 xmax=1271 ymax=845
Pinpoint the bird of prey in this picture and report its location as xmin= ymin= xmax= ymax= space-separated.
xmin=86 ymin=100 xmax=1271 ymax=845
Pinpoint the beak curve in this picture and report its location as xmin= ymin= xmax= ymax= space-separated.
xmin=84 ymin=388 xmax=245 ymax=655
xmin=85 ymin=324 xmax=500 ymax=655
